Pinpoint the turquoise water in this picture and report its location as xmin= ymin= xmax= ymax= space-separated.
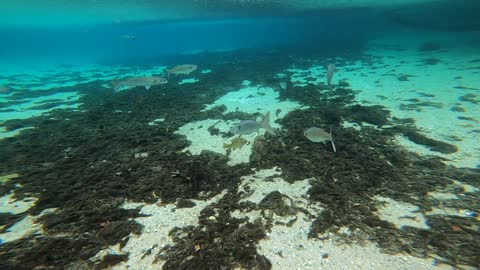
xmin=0 ymin=1 xmax=479 ymax=269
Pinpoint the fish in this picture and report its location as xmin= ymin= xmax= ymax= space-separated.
xmin=327 ymin=64 xmax=337 ymax=89
xmin=166 ymin=64 xmax=198 ymax=78
xmin=0 ymin=85 xmax=10 ymax=94
xmin=223 ymin=136 xmax=248 ymax=150
xmin=230 ymin=112 xmax=276 ymax=136
xmin=304 ymin=127 xmax=337 ymax=152
xmin=279 ymin=81 xmax=288 ymax=97
xmin=121 ymin=34 xmax=136 ymax=40
xmin=112 ymin=76 xmax=168 ymax=92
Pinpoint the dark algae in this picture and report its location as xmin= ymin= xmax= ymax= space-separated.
xmin=0 ymin=49 xmax=478 ymax=270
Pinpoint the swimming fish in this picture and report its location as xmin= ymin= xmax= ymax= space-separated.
xmin=230 ymin=112 xmax=276 ymax=136
xmin=121 ymin=34 xmax=136 ymax=40
xmin=327 ymin=64 xmax=337 ymax=89
xmin=0 ymin=85 xmax=10 ymax=94
xmin=223 ymin=136 xmax=248 ymax=150
xmin=166 ymin=64 xmax=198 ymax=78
xmin=304 ymin=127 xmax=336 ymax=152
xmin=112 ymin=76 xmax=168 ymax=92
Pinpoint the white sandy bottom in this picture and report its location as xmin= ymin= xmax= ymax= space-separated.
xmin=281 ymin=31 xmax=479 ymax=168
xmin=258 ymin=214 xmax=443 ymax=270
xmin=0 ymin=173 xmax=57 ymax=244
xmin=175 ymin=84 xmax=307 ymax=166
xmin=90 ymin=167 xmax=464 ymax=270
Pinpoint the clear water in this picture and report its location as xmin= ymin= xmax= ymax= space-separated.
xmin=0 ymin=1 xmax=479 ymax=269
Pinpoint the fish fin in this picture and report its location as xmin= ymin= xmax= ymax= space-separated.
xmin=111 ymin=81 xmax=121 ymax=92
xmin=145 ymin=86 xmax=151 ymax=90
xmin=329 ymin=128 xmax=337 ymax=152
xmin=262 ymin=111 xmax=276 ymax=135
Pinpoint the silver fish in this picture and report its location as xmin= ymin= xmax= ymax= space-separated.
xmin=327 ymin=64 xmax=337 ymax=89
xmin=304 ymin=127 xmax=336 ymax=152
xmin=166 ymin=64 xmax=198 ymax=78
xmin=112 ymin=76 xmax=168 ymax=92
xmin=120 ymin=34 xmax=136 ymax=40
xmin=230 ymin=112 xmax=276 ymax=136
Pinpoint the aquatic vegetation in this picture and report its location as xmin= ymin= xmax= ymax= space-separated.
xmin=1 ymin=4 xmax=480 ymax=268
xmin=0 ymin=49 xmax=478 ymax=269
xmin=393 ymin=126 xmax=458 ymax=154
xmin=458 ymin=93 xmax=478 ymax=104
xmin=399 ymin=101 xmax=444 ymax=111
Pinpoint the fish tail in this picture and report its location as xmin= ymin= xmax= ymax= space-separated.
xmin=329 ymin=128 xmax=337 ymax=153
xmin=331 ymin=141 xmax=337 ymax=153
xmin=111 ymin=81 xmax=122 ymax=92
xmin=222 ymin=143 xmax=230 ymax=149
xmin=262 ymin=111 xmax=276 ymax=135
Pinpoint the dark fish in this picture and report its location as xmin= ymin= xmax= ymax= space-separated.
xmin=327 ymin=64 xmax=337 ymax=89
xmin=0 ymin=85 xmax=10 ymax=94
xmin=230 ymin=112 xmax=276 ymax=136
